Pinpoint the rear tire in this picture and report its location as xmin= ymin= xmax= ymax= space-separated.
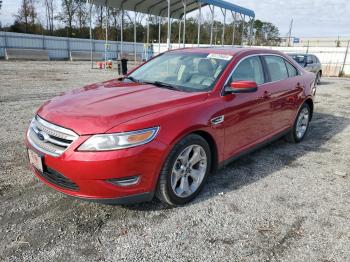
xmin=285 ymin=103 xmax=311 ymax=143
xmin=156 ymin=134 xmax=211 ymax=206
xmin=316 ymin=72 xmax=321 ymax=85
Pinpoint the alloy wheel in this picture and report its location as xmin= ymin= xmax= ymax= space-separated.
xmin=296 ymin=107 xmax=310 ymax=139
xmin=170 ymin=145 xmax=207 ymax=198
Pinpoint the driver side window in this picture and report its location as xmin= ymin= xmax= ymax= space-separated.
xmin=230 ymin=56 xmax=265 ymax=85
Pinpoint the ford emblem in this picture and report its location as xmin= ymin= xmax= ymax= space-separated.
xmin=37 ymin=131 xmax=46 ymax=142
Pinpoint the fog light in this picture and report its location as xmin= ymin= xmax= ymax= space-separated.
xmin=106 ymin=176 xmax=140 ymax=187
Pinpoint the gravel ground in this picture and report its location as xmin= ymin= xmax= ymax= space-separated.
xmin=0 ymin=61 xmax=349 ymax=262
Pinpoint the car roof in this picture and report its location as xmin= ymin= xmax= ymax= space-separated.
xmin=169 ymin=47 xmax=286 ymax=57
xmin=288 ymin=53 xmax=309 ymax=56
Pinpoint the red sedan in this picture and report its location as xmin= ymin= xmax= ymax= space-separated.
xmin=26 ymin=48 xmax=316 ymax=206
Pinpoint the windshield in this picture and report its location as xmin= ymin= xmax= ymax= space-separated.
xmin=127 ymin=52 xmax=232 ymax=92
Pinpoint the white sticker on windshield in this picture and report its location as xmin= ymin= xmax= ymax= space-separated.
xmin=207 ymin=53 xmax=233 ymax=61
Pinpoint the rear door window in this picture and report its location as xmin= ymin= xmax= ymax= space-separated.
xmin=306 ymin=55 xmax=313 ymax=64
xmin=285 ymin=61 xmax=299 ymax=77
xmin=264 ymin=56 xmax=289 ymax=82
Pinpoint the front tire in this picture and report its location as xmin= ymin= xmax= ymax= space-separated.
xmin=285 ymin=103 xmax=311 ymax=143
xmin=156 ymin=134 xmax=211 ymax=206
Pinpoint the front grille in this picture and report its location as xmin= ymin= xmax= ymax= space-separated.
xmin=38 ymin=167 xmax=79 ymax=191
xmin=27 ymin=115 xmax=78 ymax=157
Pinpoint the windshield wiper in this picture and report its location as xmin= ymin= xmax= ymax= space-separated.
xmin=144 ymin=81 xmax=182 ymax=91
xmin=124 ymin=76 xmax=140 ymax=83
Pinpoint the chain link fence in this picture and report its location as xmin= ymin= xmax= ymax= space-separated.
xmin=1 ymin=31 xmax=349 ymax=77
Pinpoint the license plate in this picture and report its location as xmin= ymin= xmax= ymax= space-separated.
xmin=28 ymin=149 xmax=43 ymax=173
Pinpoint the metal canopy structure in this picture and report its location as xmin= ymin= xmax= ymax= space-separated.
xmin=91 ymin=0 xmax=254 ymax=19
xmin=87 ymin=0 xmax=255 ymax=69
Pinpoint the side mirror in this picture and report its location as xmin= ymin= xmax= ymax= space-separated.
xmin=225 ymin=81 xmax=258 ymax=94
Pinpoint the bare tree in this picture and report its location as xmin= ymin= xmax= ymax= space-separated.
xmin=95 ymin=5 xmax=104 ymax=28
xmin=14 ymin=0 xmax=37 ymax=33
xmin=43 ymin=0 xmax=54 ymax=34
xmin=59 ymin=0 xmax=79 ymax=36
xmin=110 ymin=8 xmax=120 ymax=28
xmin=75 ymin=0 xmax=88 ymax=31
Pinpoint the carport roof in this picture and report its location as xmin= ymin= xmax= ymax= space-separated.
xmin=90 ymin=0 xmax=255 ymax=19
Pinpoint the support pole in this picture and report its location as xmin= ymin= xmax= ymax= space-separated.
xmin=105 ymin=2 xmax=108 ymax=65
xmin=197 ymin=2 xmax=201 ymax=47
xmin=134 ymin=12 xmax=137 ymax=65
xmin=241 ymin=14 xmax=245 ymax=46
xmin=249 ymin=18 xmax=254 ymax=46
xmin=221 ymin=8 xmax=226 ymax=46
xmin=158 ymin=17 xmax=161 ymax=53
xmin=182 ymin=0 xmax=186 ymax=48
xmin=210 ymin=5 xmax=215 ymax=46
xmin=232 ymin=11 xmax=236 ymax=46
xmin=120 ymin=8 xmax=124 ymax=58
xmin=167 ymin=0 xmax=171 ymax=50
xmin=88 ymin=0 xmax=93 ymax=69
xmin=147 ymin=14 xmax=150 ymax=46
xmin=178 ymin=20 xmax=182 ymax=48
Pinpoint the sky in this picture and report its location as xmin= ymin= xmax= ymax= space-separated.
xmin=0 ymin=0 xmax=349 ymax=37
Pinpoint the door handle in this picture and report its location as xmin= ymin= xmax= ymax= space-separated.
xmin=261 ymin=91 xmax=271 ymax=100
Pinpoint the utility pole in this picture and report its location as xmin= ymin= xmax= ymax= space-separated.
xmin=341 ymin=40 xmax=349 ymax=77
xmin=287 ymin=19 xmax=293 ymax=47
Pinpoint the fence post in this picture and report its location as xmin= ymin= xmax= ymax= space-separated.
xmin=306 ymin=40 xmax=310 ymax=54
xmin=4 ymin=30 xmax=7 ymax=48
xmin=2 ymin=31 xmax=8 ymax=59
xmin=340 ymin=40 xmax=349 ymax=77
xmin=67 ymin=37 xmax=70 ymax=60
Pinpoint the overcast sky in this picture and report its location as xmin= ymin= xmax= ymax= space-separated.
xmin=0 ymin=0 xmax=349 ymax=37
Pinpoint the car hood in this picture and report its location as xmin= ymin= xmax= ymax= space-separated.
xmin=37 ymin=79 xmax=207 ymax=135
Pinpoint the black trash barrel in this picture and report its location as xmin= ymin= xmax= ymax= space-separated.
xmin=121 ymin=58 xmax=128 ymax=75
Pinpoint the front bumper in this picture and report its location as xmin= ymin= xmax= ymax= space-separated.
xmin=26 ymin=136 xmax=168 ymax=203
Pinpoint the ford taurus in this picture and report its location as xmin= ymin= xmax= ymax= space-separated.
xmin=26 ymin=48 xmax=316 ymax=206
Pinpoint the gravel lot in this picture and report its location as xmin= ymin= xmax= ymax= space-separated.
xmin=0 ymin=61 xmax=349 ymax=262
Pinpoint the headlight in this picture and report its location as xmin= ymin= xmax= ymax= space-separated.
xmin=78 ymin=127 xmax=159 ymax=151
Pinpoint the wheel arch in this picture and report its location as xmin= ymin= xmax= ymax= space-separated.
xmin=191 ymin=130 xmax=219 ymax=174
xmin=304 ymin=98 xmax=314 ymax=121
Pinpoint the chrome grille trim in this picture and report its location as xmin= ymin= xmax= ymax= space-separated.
xmin=27 ymin=115 xmax=79 ymax=157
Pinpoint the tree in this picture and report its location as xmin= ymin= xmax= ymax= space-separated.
xmin=93 ymin=5 xmax=106 ymax=40
xmin=14 ymin=0 xmax=37 ymax=33
xmin=59 ymin=0 xmax=79 ymax=37
xmin=12 ymin=0 xmax=43 ymax=34
xmin=75 ymin=0 xmax=88 ymax=31
xmin=254 ymin=19 xmax=281 ymax=46
xmin=43 ymin=0 xmax=54 ymax=34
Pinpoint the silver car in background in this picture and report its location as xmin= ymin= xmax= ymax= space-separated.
xmin=289 ymin=54 xmax=322 ymax=85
